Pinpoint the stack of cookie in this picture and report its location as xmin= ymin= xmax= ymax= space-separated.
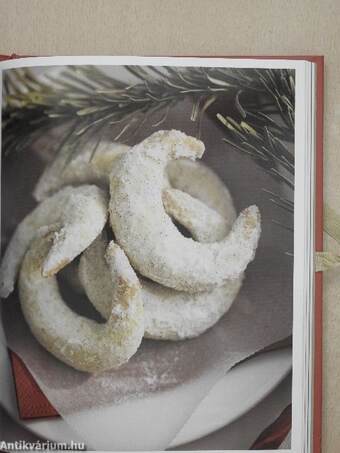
xmin=0 ymin=130 xmax=261 ymax=373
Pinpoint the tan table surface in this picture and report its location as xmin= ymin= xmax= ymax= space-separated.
xmin=0 ymin=1 xmax=339 ymax=451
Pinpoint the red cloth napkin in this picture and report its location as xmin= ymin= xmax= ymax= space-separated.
xmin=250 ymin=405 xmax=291 ymax=449
xmin=9 ymin=351 xmax=58 ymax=419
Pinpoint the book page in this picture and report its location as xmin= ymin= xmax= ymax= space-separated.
xmin=0 ymin=56 xmax=313 ymax=452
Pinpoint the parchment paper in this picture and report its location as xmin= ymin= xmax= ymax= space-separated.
xmin=1 ymin=89 xmax=293 ymax=450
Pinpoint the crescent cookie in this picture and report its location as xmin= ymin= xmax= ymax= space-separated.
xmin=109 ymin=129 xmax=261 ymax=292
xmin=79 ymin=232 xmax=243 ymax=341
xmin=0 ymin=185 xmax=108 ymax=298
xmin=19 ymin=234 xmax=144 ymax=373
xmin=167 ymin=158 xmax=236 ymax=225
xmin=163 ymin=189 xmax=230 ymax=243
xmin=33 ymin=140 xmax=130 ymax=201
xmin=65 ymin=156 xmax=236 ymax=294
xmin=33 ymin=138 xmax=231 ymax=243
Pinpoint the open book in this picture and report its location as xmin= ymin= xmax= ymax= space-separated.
xmin=0 ymin=55 xmax=323 ymax=453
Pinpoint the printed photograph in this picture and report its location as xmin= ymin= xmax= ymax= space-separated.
xmin=0 ymin=62 xmax=295 ymax=450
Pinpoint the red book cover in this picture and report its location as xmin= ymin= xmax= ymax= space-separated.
xmin=0 ymin=54 xmax=324 ymax=451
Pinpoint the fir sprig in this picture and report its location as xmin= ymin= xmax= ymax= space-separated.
xmin=215 ymin=69 xmax=295 ymax=214
xmin=2 ymin=65 xmax=295 ymax=216
xmin=2 ymin=65 xmax=240 ymax=156
xmin=2 ymin=66 xmax=294 ymax=154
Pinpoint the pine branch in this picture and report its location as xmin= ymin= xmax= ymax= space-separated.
xmin=215 ymin=69 xmax=295 ymax=223
xmin=217 ymin=113 xmax=294 ymax=189
xmin=2 ymin=65 xmax=295 ymax=220
xmin=2 ymin=66 xmax=293 ymax=157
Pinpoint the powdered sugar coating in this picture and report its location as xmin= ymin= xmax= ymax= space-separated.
xmin=109 ymin=129 xmax=261 ymax=292
xmin=33 ymin=140 xmax=129 ymax=201
xmin=0 ymin=185 xmax=108 ymax=298
xmin=163 ymin=189 xmax=230 ymax=243
xmin=79 ymin=232 xmax=243 ymax=340
xmin=32 ymin=133 xmax=236 ymax=245
xmin=79 ymin=159 xmax=240 ymax=340
xmin=19 ymin=234 xmax=144 ymax=373
xmin=142 ymin=277 xmax=242 ymax=340
xmin=167 ymin=158 xmax=236 ymax=222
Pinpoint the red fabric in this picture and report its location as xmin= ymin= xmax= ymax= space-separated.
xmin=250 ymin=405 xmax=292 ymax=449
xmin=1 ymin=54 xmax=324 ymax=451
xmin=9 ymin=351 xmax=59 ymax=419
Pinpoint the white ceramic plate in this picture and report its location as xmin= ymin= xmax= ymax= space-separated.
xmin=0 ymin=337 xmax=291 ymax=448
